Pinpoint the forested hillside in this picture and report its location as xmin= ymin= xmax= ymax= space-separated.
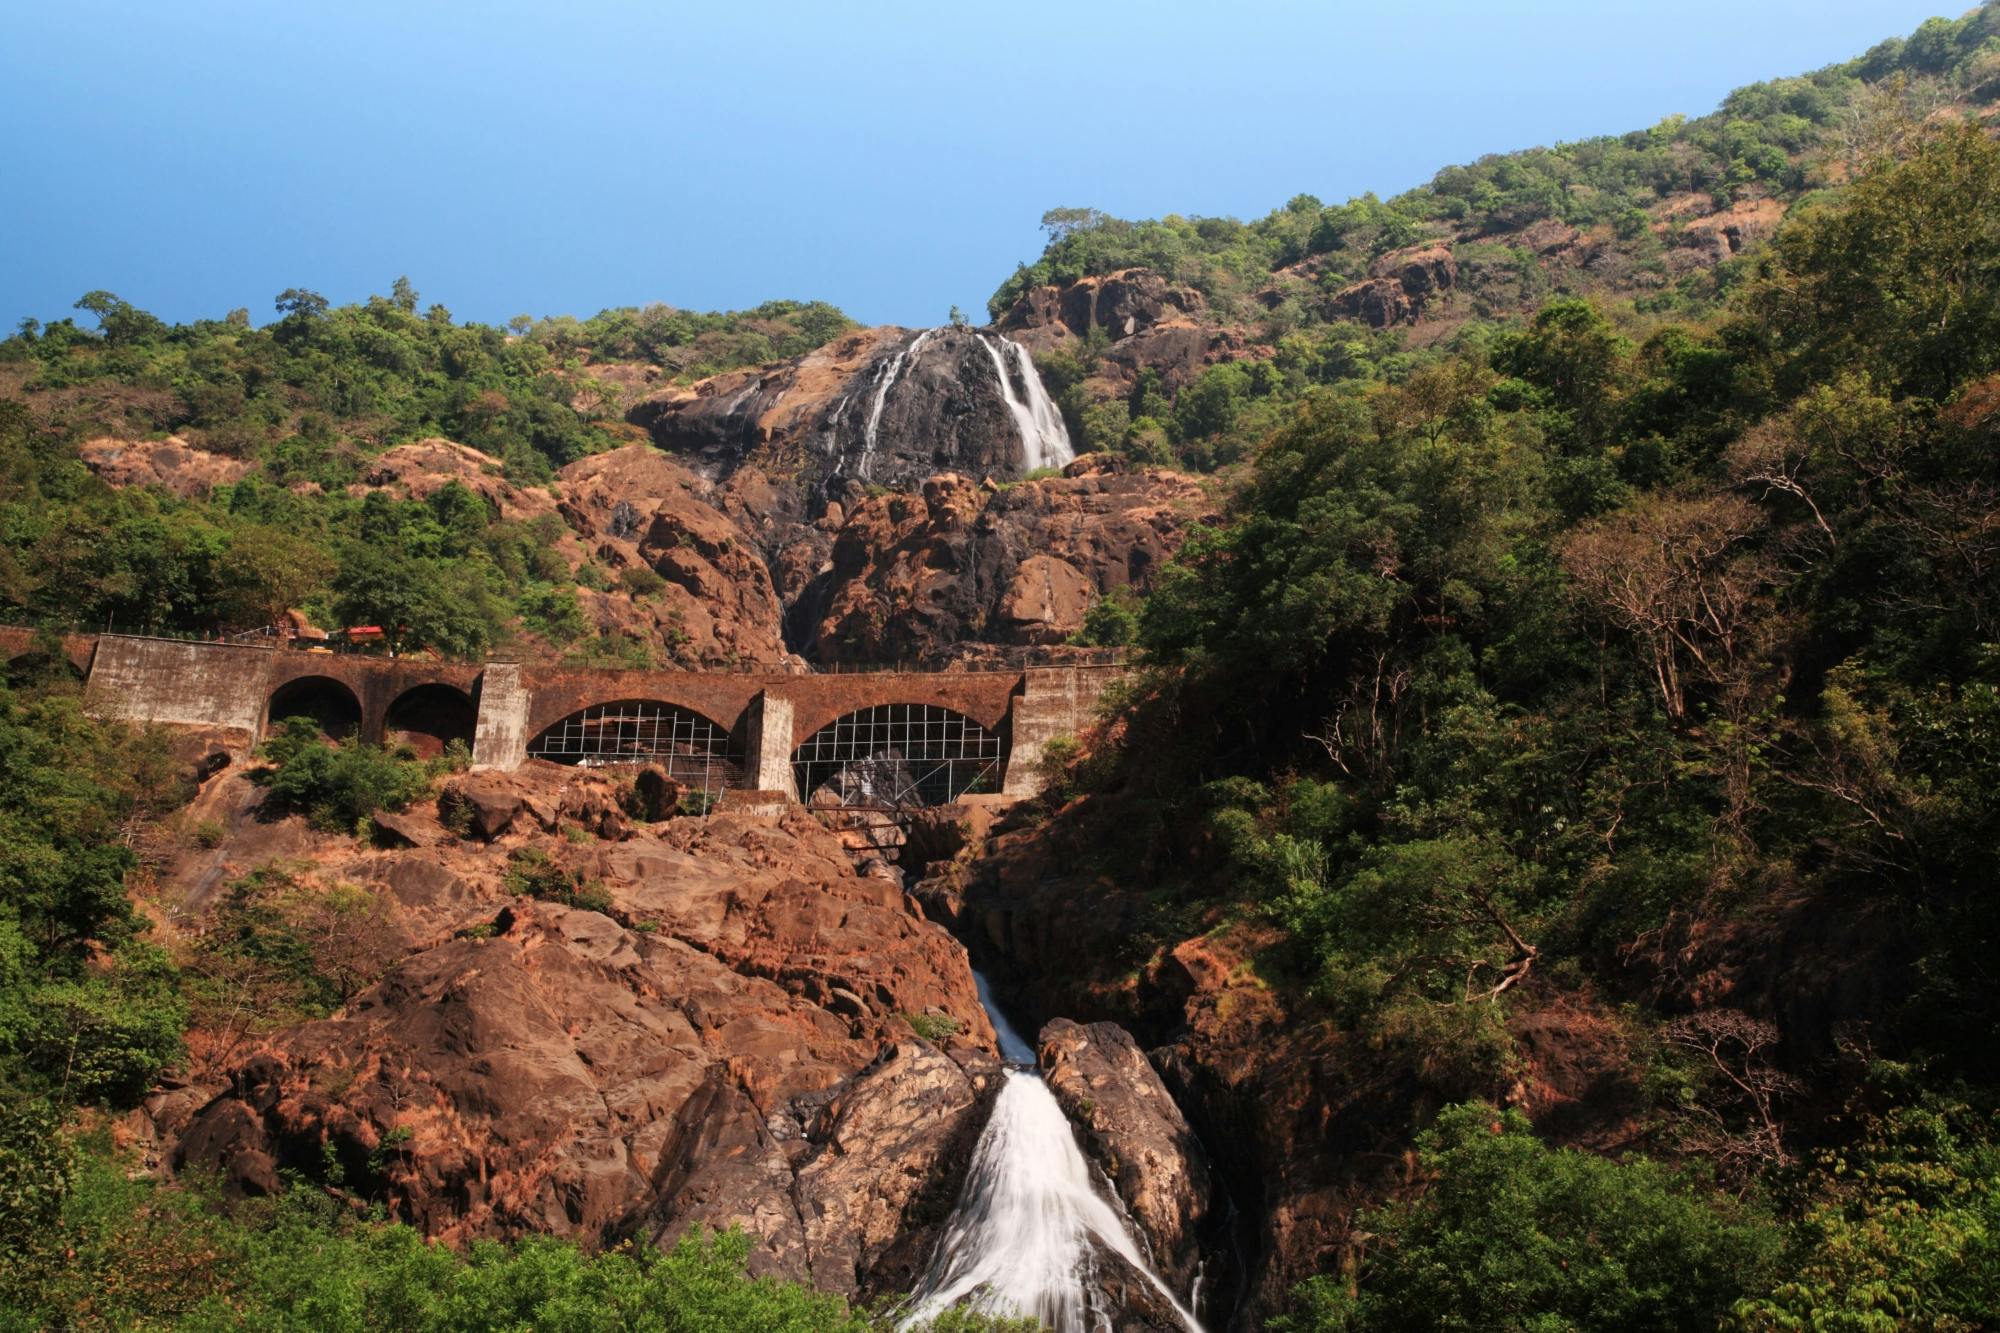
xmin=1000 ymin=3 xmax=2000 ymax=474
xmin=1007 ymin=78 xmax=2000 ymax=1333
xmin=0 ymin=293 xmax=852 ymax=656
xmin=5 ymin=4 xmax=2000 ymax=1329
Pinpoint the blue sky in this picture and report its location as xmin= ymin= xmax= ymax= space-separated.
xmin=0 ymin=0 xmax=1955 ymax=332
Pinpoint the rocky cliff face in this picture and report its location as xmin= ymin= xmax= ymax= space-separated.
xmin=1039 ymin=1018 xmax=1219 ymax=1295
xmin=627 ymin=325 xmax=1072 ymax=494
xmin=800 ymin=458 xmax=1211 ymax=663
xmin=1000 ymin=266 xmax=1270 ymax=398
xmin=167 ymin=762 xmax=1011 ymax=1299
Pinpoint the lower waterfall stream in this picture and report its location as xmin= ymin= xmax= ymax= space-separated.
xmin=901 ymin=974 xmax=1205 ymax=1333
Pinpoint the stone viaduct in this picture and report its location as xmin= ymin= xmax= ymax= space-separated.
xmin=0 ymin=630 xmax=1117 ymax=804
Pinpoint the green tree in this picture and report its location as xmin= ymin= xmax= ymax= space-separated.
xmin=255 ymin=719 xmax=433 ymax=832
xmin=1741 ymin=121 xmax=2000 ymax=400
xmin=1282 ymin=1103 xmax=1782 ymax=1332
xmin=221 ymin=524 xmax=336 ymax=630
xmin=332 ymin=546 xmax=501 ymax=658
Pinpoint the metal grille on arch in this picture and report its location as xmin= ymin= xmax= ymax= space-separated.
xmin=526 ymin=700 xmax=743 ymax=800
xmin=791 ymin=704 xmax=1003 ymax=811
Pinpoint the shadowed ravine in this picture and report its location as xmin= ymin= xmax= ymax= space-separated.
xmin=902 ymin=974 xmax=1204 ymax=1333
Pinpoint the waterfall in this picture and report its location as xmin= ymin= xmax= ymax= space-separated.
xmin=903 ymin=974 xmax=1203 ymax=1333
xmin=861 ymin=329 xmax=936 ymax=478
xmin=976 ymin=333 xmax=1077 ymax=474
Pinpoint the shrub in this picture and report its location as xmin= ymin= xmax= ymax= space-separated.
xmin=504 ymin=849 xmax=615 ymax=916
xmin=1071 ymin=587 xmax=1141 ymax=648
xmin=617 ymin=565 xmax=667 ymax=599
xmin=254 ymin=720 xmax=432 ymax=832
xmin=1731 ymin=1101 xmax=2000 ymax=1331
xmin=190 ymin=866 xmax=389 ymax=1026
xmin=16 ymin=943 xmax=186 ymax=1105
xmin=1279 ymin=1102 xmax=1782 ymax=1331
xmin=905 ymin=1012 xmax=963 ymax=1043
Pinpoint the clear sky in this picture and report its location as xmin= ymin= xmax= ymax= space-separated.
xmin=0 ymin=0 xmax=1956 ymax=332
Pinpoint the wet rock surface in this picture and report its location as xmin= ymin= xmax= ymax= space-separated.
xmin=1039 ymin=1018 xmax=1217 ymax=1293
xmin=627 ymin=324 xmax=1062 ymax=494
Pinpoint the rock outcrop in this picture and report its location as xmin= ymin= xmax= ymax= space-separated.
xmin=804 ymin=460 xmax=1211 ymax=663
xmin=1324 ymin=243 xmax=1458 ymax=328
xmin=170 ymin=769 xmax=1006 ymax=1300
xmin=554 ymin=446 xmax=794 ymax=666
xmin=1039 ymin=1018 xmax=1217 ymax=1293
xmin=1000 ymin=268 xmax=1207 ymax=350
xmin=1001 ymin=267 xmax=1268 ymax=396
xmin=627 ymin=325 xmax=1071 ymax=493
xmin=79 ymin=435 xmax=251 ymax=497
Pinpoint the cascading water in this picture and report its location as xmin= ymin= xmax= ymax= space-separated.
xmin=976 ymin=332 xmax=1077 ymax=473
xmin=903 ymin=973 xmax=1203 ymax=1333
xmin=860 ymin=328 xmax=936 ymax=477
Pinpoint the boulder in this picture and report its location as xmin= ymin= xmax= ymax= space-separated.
xmin=1039 ymin=1019 xmax=1217 ymax=1292
xmin=631 ymin=764 xmax=686 ymax=821
xmin=441 ymin=774 xmax=526 ymax=841
xmin=999 ymin=554 xmax=1095 ymax=643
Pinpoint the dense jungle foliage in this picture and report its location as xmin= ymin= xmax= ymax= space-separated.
xmin=1039 ymin=108 xmax=2000 ymax=1330
xmin=1013 ymin=3 xmax=2000 ymax=474
xmin=0 ymin=289 xmax=851 ymax=657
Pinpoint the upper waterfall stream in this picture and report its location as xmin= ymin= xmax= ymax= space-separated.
xmin=976 ymin=332 xmax=1076 ymax=474
xmin=903 ymin=974 xmax=1203 ymax=1333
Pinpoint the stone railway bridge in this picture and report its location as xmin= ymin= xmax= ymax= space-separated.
xmin=0 ymin=630 xmax=1118 ymax=807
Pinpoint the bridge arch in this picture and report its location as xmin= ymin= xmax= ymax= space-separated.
xmin=5 ymin=647 xmax=84 ymax=688
xmin=790 ymin=703 xmax=1004 ymax=810
xmin=266 ymin=675 xmax=363 ymax=740
xmin=385 ymin=682 xmax=477 ymax=757
xmin=526 ymin=698 xmax=743 ymax=797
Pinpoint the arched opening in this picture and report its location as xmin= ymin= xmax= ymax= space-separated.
xmin=4 ymin=651 xmax=83 ymax=689
xmin=791 ymin=704 xmax=1003 ymax=810
xmin=526 ymin=699 xmax=742 ymax=799
xmin=385 ymin=683 xmax=477 ymax=758
xmin=266 ymin=675 xmax=363 ymax=741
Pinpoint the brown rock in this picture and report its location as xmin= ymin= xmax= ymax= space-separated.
xmin=631 ymin=764 xmax=685 ymax=821
xmin=173 ymin=806 xmax=1002 ymax=1298
xmin=78 ymin=436 xmax=251 ymax=497
xmin=357 ymin=438 xmax=560 ymax=526
xmin=556 ymin=446 xmax=792 ymax=667
xmin=999 ymin=554 xmax=1095 ymax=643
xmin=808 ymin=466 xmax=1211 ymax=665
xmin=371 ymin=809 xmax=440 ymax=849
xmin=1040 ymin=1018 xmax=1216 ymax=1291
xmin=441 ymin=774 xmax=526 ymax=841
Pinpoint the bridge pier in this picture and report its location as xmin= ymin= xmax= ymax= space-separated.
xmin=743 ymin=690 xmax=798 ymax=800
xmin=470 ymin=663 xmax=529 ymax=770
xmin=1002 ymin=667 xmax=1112 ymax=797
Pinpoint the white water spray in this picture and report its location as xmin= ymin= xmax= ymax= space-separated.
xmin=904 ymin=974 xmax=1202 ymax=1333
xmin=977 ymin=333 xmax=1077 ymax=473
xmin=860 ymin=329 xmax=937 ymax=477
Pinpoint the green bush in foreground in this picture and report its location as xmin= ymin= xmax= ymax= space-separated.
xmin=0 ymin=1134 xmax=1032 ymax=1332
xmin=1279 ymin=1102 xmax=1782 ymax=1332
